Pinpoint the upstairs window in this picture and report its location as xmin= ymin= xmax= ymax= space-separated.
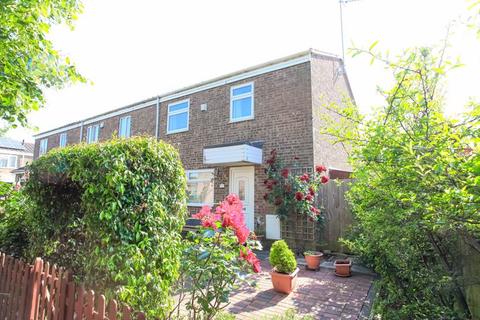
xmin=39 ymin=138 xmax=48 ymax=155
xmin=230 ymin=82 xmax=254 ymax=122
xmin=59 ymin=133 xmax=67 ymax=147
xmin=86 ymin=124 xmax=100 ymax=144
xmin=0 ymin=155 xmax=17 ymax=168
xmin=167 ymin=100 xmax=189 ymax=134
xmin=186 ymin=169 xmax=214 ymax=206
xmin=119 ymin=116 xmax=131 ymax=138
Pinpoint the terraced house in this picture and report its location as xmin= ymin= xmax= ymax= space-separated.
xmin=33 ymin=49 xmax=353 ymax=240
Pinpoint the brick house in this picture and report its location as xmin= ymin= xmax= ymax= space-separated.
xmin=0 ymin=137 xmax=34 ymax=184
xmin=33 ymin=49 xmax=353 ymax=240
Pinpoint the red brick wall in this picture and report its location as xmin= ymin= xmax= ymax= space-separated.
xmin=310 ymin=53 xmax=352 ymax=172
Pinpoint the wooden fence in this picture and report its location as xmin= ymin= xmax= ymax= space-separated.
xmin=0 ymin=252 xmax=145 ymax=320
xmin=318 ymin=179 xmax=353 ymax=252
xmin=281 ymin=179 xmax=354 ymax=253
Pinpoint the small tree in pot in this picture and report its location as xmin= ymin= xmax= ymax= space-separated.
xmin=269 ymin=240 xmax=299 ymax=294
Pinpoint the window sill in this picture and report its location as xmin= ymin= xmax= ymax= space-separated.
xmin=188 ymin=203 xmax=213 ymax=207
xmin=229 ymin=117 xmax=254 ymax=124
xmin=166 ymin=128 xmax=189 ymax=135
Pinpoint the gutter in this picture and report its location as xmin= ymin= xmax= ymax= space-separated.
xmin=79 ymin=121 xmax=84 ymax=143
xmin=155 ymin=96 xmax=160 ymax=139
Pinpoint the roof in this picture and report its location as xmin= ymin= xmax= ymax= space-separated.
xmin=0 ymin=137 xmax=33 ymax=152
xmin=34 ymin=49 xmax=345 ymax=139
xmin=24 ymin=143 xmax=34 ymax=154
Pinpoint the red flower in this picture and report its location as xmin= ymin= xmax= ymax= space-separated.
xmin=315 ymin=165 xmax=327 ymax=173
xmin=253 ymin=260 xmax=262 ymax=273
xmin=263 ymin=193 xmax=269 ymax=201
xmin=295 ymin=192 xmax=304 ymax=201
xmin=285 ymin=184 xmax=292 ymax=193
xmin=308 ymin=187 xmax=316 ymax=196
xmin=305 ymin=194 xmax=313 ymax=202
xmin=274 ymin=197 xmax=283 ymax=206
xmin=310 ymin=207 xmax=320 ymax=215
xmin=281 ymin=168 xmax=289 ymax=178
xmin=321 ymin=176 xmax=329 ymax=184
xmin=300 ymin=173 xmax=310 ymax=182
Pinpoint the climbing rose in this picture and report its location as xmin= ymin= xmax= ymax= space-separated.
xmin=300 ymin=173 xmax=310 ymax=182
xmin=305 ymin=194 xmax=313 ymax=202
xmin=308 ymin=187 xmax=316 ymax=196
xmin=295 ymin=192 xmax=304 ymax=201
xmin=321 ymin=176 xmax=329 ymax=184
xmin=274 ymin=197 xmax=283 ymax=206
xmin=281 ymin=168 xmax=289 ymax=178
xmin=315 ymin=165 xmax=327 ymax=173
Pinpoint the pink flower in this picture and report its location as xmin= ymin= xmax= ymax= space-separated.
xmin=308 ymin=187 xmax=316 ymax=196
xmin=295 ymin=192 xmax=304 ymax=201
xmin=192 ymin=205 xmax=212 ymax=220
xmin=253 ymin=260 xmax=262 ymax=273
xmin=315 ymin=165 xmax=327 ymax=173
xmin=240 ymin=248 xmax=262 ymax=273
xmin=305 ymin=194 xmax=313 ymax=202
xmin=281 ymin=168 xmax=289 ymax=178
xmin=236 ymin=226 xmax=250 ymax=244
xmin=193 ymin=206 xmax=221 ymax=230
xmin=321 ymin=176 xmax=329 ymax=184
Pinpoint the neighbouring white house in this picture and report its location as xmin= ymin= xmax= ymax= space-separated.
xmin=0 ymin=137 xmax=34 ymax=184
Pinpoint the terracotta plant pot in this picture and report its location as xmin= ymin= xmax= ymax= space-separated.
xmin=270 ymin=268 xmax=299 ymax=294
xmin=334 ymin=259 xmax=352 ymax=277
xmin=304 ymin=252 xmax=323 ymax=270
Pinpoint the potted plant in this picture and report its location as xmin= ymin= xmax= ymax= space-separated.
xmin=304 ymin=250 xmax=323 ymax=270
xmin=334 ymin=259 xmax=352 ymax=277
xmin=269 ymin=240 xmax=299 ymax=294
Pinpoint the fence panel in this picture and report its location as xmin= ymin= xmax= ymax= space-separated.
xmin=0 ymin=252 xmax=146 ymax=320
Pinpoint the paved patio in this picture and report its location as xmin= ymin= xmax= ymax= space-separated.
xmin=226 ymin=258 xmax=374 ymax=319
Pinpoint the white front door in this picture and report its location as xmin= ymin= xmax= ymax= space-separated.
xmin=229 ymin=166 xmax=255 ymax=231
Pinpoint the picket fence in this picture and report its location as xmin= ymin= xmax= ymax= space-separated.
xmin=0 ymin=252 xmax=145 ymax=320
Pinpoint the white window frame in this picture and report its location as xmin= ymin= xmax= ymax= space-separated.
xmin=59 ymin=133 xmax=67 ymax=148
xmin=0 ymin=155 xmax=17 ymax=168
xmin=186 ymin=168 xmax=214 ymax=207
xmin=167 ymin=99 xmax=189 ymax=134
xmin=119 ymin=115 xmax=131 ymax=138
xmin=39 ymin=138 xmax=48 ymax=155
xmin=86 ymin=124 xmax=100 ymax=144
xmin=230 ymin=82 xmax=254 ymax=123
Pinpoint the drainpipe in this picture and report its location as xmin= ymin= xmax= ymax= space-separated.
xmin=79 ymin=121 xmax=84 ymax=143
xmin=155 ymin=96 xmax=160 ymax=139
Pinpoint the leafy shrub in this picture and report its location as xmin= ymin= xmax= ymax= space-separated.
xmin=322 ymin=45 xmax=480 ymax=319
xmin=170 ymin=194 xmax=262 ymax=320
xmin=269 ymin=240 xmax=297 ymax=274
xmin=23 ymin=137 xmax=187 ymax=318
xmin=0 ymin=189 xmax=31 ymax=257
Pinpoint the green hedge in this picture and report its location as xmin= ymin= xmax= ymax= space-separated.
xmin=24 ymin=137 xmax=187 ymax=318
